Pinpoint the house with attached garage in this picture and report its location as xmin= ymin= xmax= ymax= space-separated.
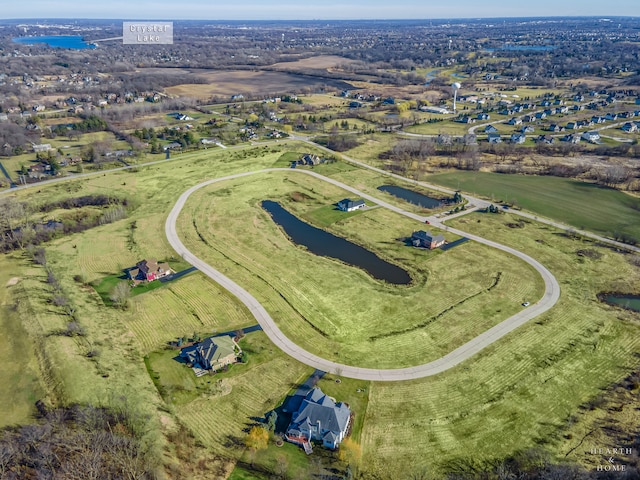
xmin=510 ymin=133 xmax=526 ymax=144
xmin=582 ymin=131 xmax=601 ymax=143
xmin=487 ymin=133 xmax=502 ymax=143
xmin=411 ymin=230 xmax=446 ymax=249
xmin=180 ymin=336 xmax=240 ymax=374
xmin=285 ymin=387 xmax=351 ymax=451
xmin=128 ymin=259 xmax=174 ymax=283
xmin=337 ymin=198 xmax=366 ymax=212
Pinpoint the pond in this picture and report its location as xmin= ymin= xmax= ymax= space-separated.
xmin=12 ymin=36 xmax=96 ymax=49
xmin=601 ymin=294 xmax=640 ymax=313
xmin=377 ymin=185 xmax=443 ymax=209
xmin=261 ymin=200 xmax=411 ymax=285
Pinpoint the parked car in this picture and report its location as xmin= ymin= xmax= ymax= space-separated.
xmin=522 ymin=302 xmax=530 ymax=307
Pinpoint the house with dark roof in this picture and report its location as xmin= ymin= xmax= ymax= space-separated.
xmin=487 ymin=133 xmax=502 ymax=144
xmin=484 ymin=124 xmax=498 ymax=133
xmin=411 ymin=230 xmax=446 ymax=249
xmin=300 ymin=154 xmax=321 ymax=166
xmin=285 ymin=387 xmax=351 ymax=450
xmin=128 ymin=259 xmax=173 ymax=283
xmin=180 ymin=336 xmax=240 ymax=373
xmin=337 ymin=198 xmax=366 ymax=212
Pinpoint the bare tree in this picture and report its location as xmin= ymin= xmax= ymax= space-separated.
xmin=110 ymin=281 xmax=131 ymax=309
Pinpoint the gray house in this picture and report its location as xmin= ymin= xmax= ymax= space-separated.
xmin=411 ymin=230 xmax=446 ymax=249
xmin=180 ymin=336 xmax=239 ymax=373
xmin=285 ymin=387 xmax=351 ymax=450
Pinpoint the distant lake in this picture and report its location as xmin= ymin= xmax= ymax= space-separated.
xmin=377 ymin=185 xmax=443 ymax=209
xmin=12 ymin=36 xmax=96 ymax=49
xmin=261 ymin=200 xmax=411 ymax=285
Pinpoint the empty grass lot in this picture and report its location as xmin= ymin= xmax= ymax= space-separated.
xmin=177 ymin=171 xmax=544 ymax=368
xmin=356 ymin=211 xmax=640 ymax=478
xmin=0 ymin=256 xmax=44 ymax=427
xmin=428 ymin=171 xmax=640 ymax=240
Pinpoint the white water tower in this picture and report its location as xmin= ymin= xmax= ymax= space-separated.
xmin=452 ymin=82 xmax=461 ymax=112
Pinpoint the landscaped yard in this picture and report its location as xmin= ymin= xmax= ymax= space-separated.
xmin=145 ymin=330 xmax=275 ymax=405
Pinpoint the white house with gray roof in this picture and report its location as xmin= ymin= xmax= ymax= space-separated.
xmin=337 ymin=198 xmax=366 ymax=212
xmin=285 ymin=387 xmax=351 ymax=450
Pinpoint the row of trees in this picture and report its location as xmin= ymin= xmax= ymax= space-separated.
xmin=0 ymin=196 xmax=131 ymax=253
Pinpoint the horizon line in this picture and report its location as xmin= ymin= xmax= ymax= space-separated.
xmin=2 ymin=15 xmax=639 ymax=22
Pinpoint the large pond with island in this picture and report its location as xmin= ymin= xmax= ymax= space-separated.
xmin=261 ymin=200 xmax=411 ymax=285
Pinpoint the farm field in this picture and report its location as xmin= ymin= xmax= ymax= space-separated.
xmin=177 ymin=170 xmax=545 ymax=368
xmin=428 ymin=171 xmax=640 ymax=240
xmin=404 ymin=120 xmax=472 ymax=135
xmin=165 ymin=70 xmax=354 ymax=100
xmin=358 ymin=211 xmax=640 ymax=478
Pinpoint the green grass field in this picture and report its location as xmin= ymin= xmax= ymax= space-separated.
xmin=2 ymin=138 xmax=640 ymax=479
xmin=428 ymin=171 xmax=640 ymax=240
xmin=177 ymin=171 xmax=544 ymax=368
xmin=0 ymin=256 xmax=45 ymax=427
xmin=359 ymin=211 xmax=640 ymax=477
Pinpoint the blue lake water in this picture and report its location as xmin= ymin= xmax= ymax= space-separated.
xmin=377 ymin=185 xmax=443 ymax=209
xmin=12 ymin=36 xmax=96 ymax=49
xmin=261 ymin=200 xmax=411 ymax=285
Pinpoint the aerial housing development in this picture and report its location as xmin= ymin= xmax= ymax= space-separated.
xmin=0 ymin=11 xmax=639 ymax=480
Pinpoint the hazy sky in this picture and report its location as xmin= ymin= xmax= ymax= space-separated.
xmin=3 ymin=0 xmax=639 ymax=20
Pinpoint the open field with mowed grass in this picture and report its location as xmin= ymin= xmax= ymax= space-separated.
xmin=0 ymin=256 xmax=45 ymax=427
xmin=4 ymin=138 xmax=640 ymax=478
xmin=177 ymin=170 xmax=544 ymax=368
xmin=428 ymin=171 xmax=640 ymax=240
xmin=0 ymin=144 xmax=320 ymax=418
xmin=356 ymin=211 xmax=640 ymax=477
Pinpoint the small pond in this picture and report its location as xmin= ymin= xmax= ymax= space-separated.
xmin=601 ymin=294 xmax=640 ymax=313
xmin=377 ymin=185 xmax=443 ymax=209
xmin=261 ymin=200 xmax=411 ymax=285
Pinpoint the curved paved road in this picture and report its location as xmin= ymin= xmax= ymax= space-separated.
xmin=166 ymin=168 xmax=560 ymax=381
